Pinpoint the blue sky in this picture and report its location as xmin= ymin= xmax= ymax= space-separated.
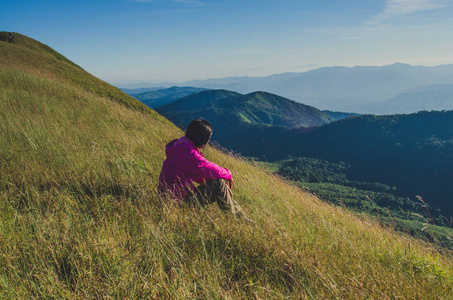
xmin=3 ymin=0 xmax=453 ymax=84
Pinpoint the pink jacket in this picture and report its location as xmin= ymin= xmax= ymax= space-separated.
xmin=158 ymin=136 xmax=232 ymax=201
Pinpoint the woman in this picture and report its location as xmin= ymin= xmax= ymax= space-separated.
xmin=158 ymin=119 xmax=248 ymax=219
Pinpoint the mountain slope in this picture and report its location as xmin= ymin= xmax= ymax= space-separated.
xmin=157 ymin=89 xmax=353 ymax=129
xmin=0 ymin=32 xmax=452 ymax=298
xmin=379 ymin=83 xmax=453 ymax=114
xmin=0 ymin=32 xmax=79 ymax=67
xmin=0 ymin=32 xmax=152 ymax=114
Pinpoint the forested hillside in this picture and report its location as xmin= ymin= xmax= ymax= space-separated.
xmin=290 ymin=112 xmax=453 ymax=218
xmin=157 ymin=89 xmax=355 ymax=129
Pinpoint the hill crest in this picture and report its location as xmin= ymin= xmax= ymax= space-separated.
xmin=0 ymin=31 xmax=156 ymax=116
xmin=0 ymin=32 xmax=80 ymax=68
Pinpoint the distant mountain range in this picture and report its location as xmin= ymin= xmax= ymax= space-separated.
xmin=378 ymin=83 xmax=453 ymax=114
xmin=119 ymin=63 xmax=453 ymax=114
xmin=155 ymin=89 xmax=356 ymax=130
xmin=120 ymin=87 xmax=163 ymax=95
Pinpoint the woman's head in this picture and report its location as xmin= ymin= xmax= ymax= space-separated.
xmin=185 ymin=118 xmax=213 ymax=148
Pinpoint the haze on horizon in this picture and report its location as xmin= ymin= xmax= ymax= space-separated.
xmin=3 ymin=0 xmax=453 ymax=85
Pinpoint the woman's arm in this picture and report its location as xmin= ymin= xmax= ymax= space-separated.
xmin=173 ymin=148 xmax=232 ymax=182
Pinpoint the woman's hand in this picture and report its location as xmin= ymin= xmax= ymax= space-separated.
xmin=228 ymin=178 xmax=235 ymax=189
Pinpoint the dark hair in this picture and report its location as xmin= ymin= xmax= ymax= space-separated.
xmin=185 ymin=118 xmax=213 ymax=147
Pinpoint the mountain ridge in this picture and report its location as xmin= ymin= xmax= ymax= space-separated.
xmin=123 ymin=62 xmax=453 ymax=114
xmin=156 ymin=89 xmax=356 ymax=130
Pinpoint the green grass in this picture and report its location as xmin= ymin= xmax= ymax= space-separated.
xmin=0 ymin=33 xmax=452 ymax=299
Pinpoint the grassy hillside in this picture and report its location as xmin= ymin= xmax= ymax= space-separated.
xmin=0 ymin=32 xmax=151 ymax=114
xmin=0 ymin=33 xmax=452 ymax=299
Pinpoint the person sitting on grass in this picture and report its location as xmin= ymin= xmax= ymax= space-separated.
xmin=158 ymin=118 xmax=249 ymax=220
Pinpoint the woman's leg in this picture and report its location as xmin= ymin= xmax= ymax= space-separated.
xmin=186 ymin=179 xmax=243 ymax=214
